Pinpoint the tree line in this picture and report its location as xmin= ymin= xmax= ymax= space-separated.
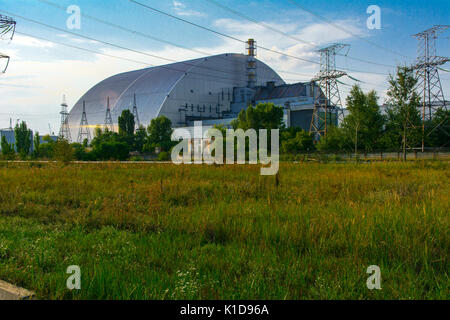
xmin=1 ymin=109 xmax=176 ymax=162
xmin=230 ymin=67 xmax=448 ymax=159
xmin=1 ymin=67 xmax=448 ymax=162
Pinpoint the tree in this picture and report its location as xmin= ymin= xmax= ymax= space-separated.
xmin=385 ymin=67 xmax=422 ymax=160
xmin=232 ymin=103 xmax=285 ymax=131
xmin=281 ymin=127 xmax=315 ymax=154
xmin=91 ymin=127 xmax=117 ymax=150
xmin=146 ymin=116 xmax=174 ymax=152
xmin=316 ymin=126 xmax=349 ymax=152
xmin=39 ymin=135 xmax=56 ymax=159
xmin=52 ymin=138 xmax=74 ymax=163
xmin=1 ymin=135 xmax=15 ymax=159
xmin=72 ymin=143 xmax=88 ymax=161
xmin=90 ymin=127 xmax=130 ymax=160
xmin=33 ymin=132 xmax=40 ymax=158
xmin=134 ymin=125 xmax=148 ymax=153
xmin=14 ymin=121 xmax=32 ymax=159
xmin=425 ymin=109 xmax=450 ymax=148
xmin=342 ymin=85 xmax=385 ymax=155
xmin=118 ymin=109 xmax=135 ymax=143
xmin=95 ymin=141 xmax=130 ymax=161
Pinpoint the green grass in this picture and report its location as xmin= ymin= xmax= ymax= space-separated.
xmin=0 ymin=161 xmax=448 ymax=299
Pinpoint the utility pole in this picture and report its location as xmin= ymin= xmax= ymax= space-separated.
xmin=59 ymin=95 xmax=72 ymax=142
xmin=310 ymin=43 xmax=350 ymax=139
xmin=0 ymin=14 xmax=16 ymax=73
xmin=410 ymin=25 xmax=449 ymax=151
xmin=104 ymin=96 xmax=114 ymax=132
xmin=132 ymin=93 xmax=140 ymax=131
xmin=77 ymin=101 xmax=91 ymax=144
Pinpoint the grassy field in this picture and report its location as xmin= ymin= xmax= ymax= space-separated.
xmin=0 ymin=161 xmax=448 ymax=300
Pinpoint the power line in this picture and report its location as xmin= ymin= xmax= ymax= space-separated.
xmin=37 ymin=0 xmax=396 ymax=81
xmin=16 ymin=32 xmax=284 ymax=88
xmin=1 ymin=10 xmax=285 ymax=86
xmin=37 ymin=0 xmax=215 ymax=58
xmin=128 ymin=0 xmax=320 ymax=65
xmin=286 ymin=0 xmax=413 ymax=60
xmin=128 ymin=0 xmax=396 ymax=79
xmin=205 ymin=0 xmax=316 ymax=48
xmin=16 ymin=31 xmax=151 ymax=66
xmin=38 ymin=0 xmax=313 ymax=82
xmin=204 ymin=0 xmax=397 ymax=69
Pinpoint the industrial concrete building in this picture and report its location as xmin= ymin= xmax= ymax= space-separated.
xmin=68 ymin=43 xmax=325 ymax=142
xmin=0 ymin=128 xmax=57 ymax=153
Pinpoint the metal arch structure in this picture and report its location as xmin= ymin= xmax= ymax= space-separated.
xmin=310 ymin=43 xmax=350 ymax=139
xmin=0 ymin=14 xmax=16 ymax=74
xmin=68 ymin=54 xmax=284 ymax=138
xmin=410 ymin=25 xmax=449 ymax=151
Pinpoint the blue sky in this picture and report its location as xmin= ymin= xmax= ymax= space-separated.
xmin=0 ymin=0 xmax=449 ymax=134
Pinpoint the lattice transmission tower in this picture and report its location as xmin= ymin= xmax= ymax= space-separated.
xmin=310 ymin=43 xmax=350 ymax=139
xmin=59 ymin=95 xmax=72 ymax=142
xmin=77 ymin=101 xmax=91 ymax=143
xmin=410 ymin=25 xmax=449 ymax=151
xmin=104 ymin=96 xmax=114 ymax=131
xmin=0 ymin=14 xmax=16 ymax=73
xmin=132 ymin=93 xmax=140 ymax=131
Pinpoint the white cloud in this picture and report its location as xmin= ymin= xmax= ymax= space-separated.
xmin=173 ymin=1 xmax=206 ymax=17
xmin=56 ymin=34 xmax=98 ymax=45
xmin=6 ymin=34 xmax=55 ymax=48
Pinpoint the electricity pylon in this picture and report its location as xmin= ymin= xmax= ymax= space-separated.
xmin=77 ymin=101 xmax=91 ymax=143
xmin=132 ymin=93 xmax=140 ymax=131
xmin=310 ymin=43 xmax=350 ymax=138
xmin=410 ymin=25 xmax=449 ymax=151
xmin=59 ymin=95 xmax=72 ymax=142
xmin=0 ymin=14 xmax=16 ymax=73
xmin=104 ymin=96 xmax=114 ymax=132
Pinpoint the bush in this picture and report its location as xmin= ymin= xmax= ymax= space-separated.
xmin=52 ymin=139 xmax=74 ymax=163
xmin=157 ymin=151 xmax=169 ymax=161
xmin=1 ymin=135 xmax=15 ymax=160
xmin=95 ymin=142 xmax=130 ymax=161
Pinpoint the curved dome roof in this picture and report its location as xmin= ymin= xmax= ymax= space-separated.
xmin=68 ymin=53 xmax=284 ymax=139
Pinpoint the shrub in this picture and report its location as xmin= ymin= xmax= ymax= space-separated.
xmin=157 ymin=151 xmax=169 ymax=161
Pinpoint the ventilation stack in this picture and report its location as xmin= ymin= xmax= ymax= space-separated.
xmin=246 ymin=39 xmax=257 ymax=88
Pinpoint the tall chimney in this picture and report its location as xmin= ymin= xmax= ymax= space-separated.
xmin=246 ymin=38 xmax=257 ymax=88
